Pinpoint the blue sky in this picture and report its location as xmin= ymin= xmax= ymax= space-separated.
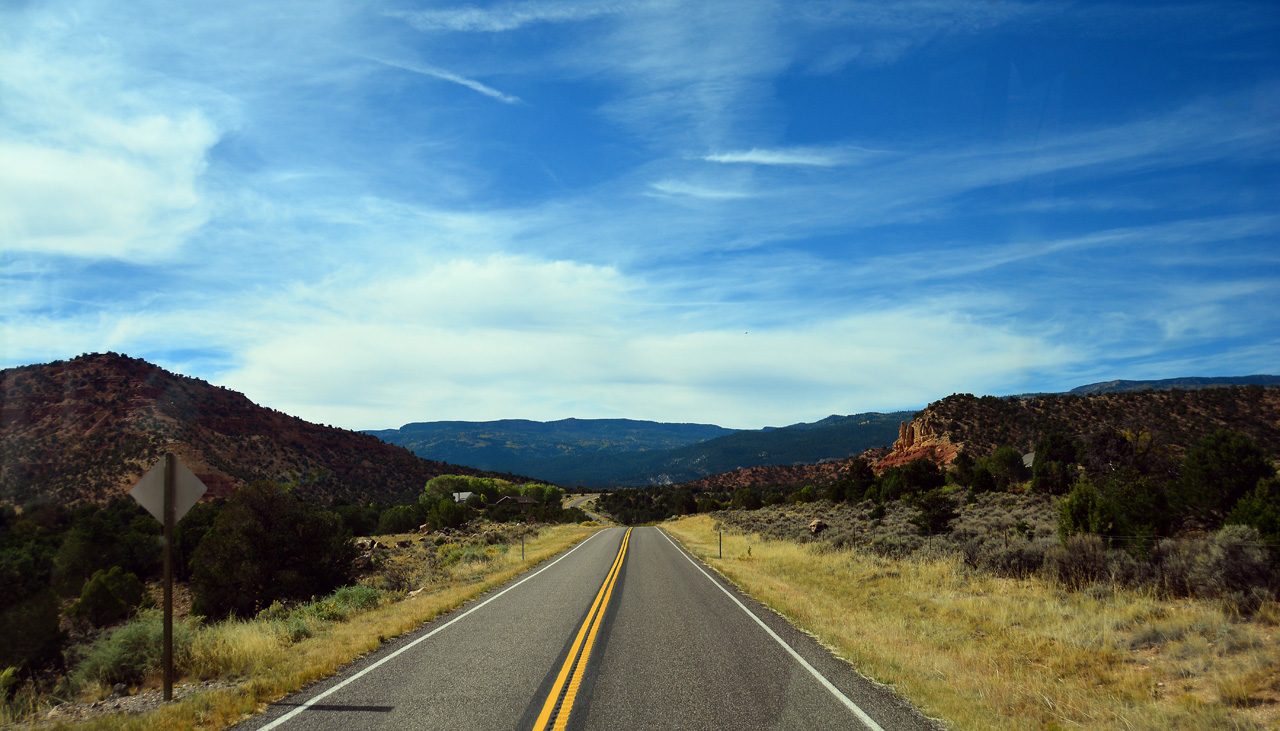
xmin=2 ymin=0 xmax=1277 ymax=430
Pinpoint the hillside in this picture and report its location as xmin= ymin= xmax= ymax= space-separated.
xmin=1068 ymin=375 xmax=1280 ymax=395
xmin=922 ymin=386 xmax=1280 ymax=460
xmin=0 ymin=354 xmax=526 ymax=506
xmin=371 ymin=412 xmax=912 ymax=487
xmin=663 ymin=385 xmax=1280 ymax=491
xmin=366 ymin=418 xmax=736 ymax=472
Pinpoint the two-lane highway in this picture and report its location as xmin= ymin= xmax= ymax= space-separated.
xmin=235 ymin=527 xmax=936 ymax=730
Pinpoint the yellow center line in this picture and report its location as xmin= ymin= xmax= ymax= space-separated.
xmin=531 ymin=527 xmax=632 ymax=731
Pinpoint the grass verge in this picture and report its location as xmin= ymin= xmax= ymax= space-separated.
xmin=13 ymin=523 xmax=599 ymax=731
xmin=664 ymin=514 xmax=1280 ymax=731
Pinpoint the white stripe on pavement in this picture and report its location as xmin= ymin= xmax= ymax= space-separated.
xmin=658 ymin=528 xmax=886 ymax=731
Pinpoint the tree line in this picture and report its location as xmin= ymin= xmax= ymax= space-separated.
xmin=0 ymin=474 xmax=587 ymax=680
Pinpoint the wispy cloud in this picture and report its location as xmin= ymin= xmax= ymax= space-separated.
xmin=368 ymin=56 xmax=522 ymax=104
xmin=390 ymin=1 xmax=637 ymax=33
xmin=0 ymin=18 xmax=220 ymax=259
xmin=647 ymin=179 xmax=755 ymax=200
xmin=703 ymin=147 xmax=844 ymax=166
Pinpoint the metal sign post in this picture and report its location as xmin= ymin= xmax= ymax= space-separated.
xmin=162 ymin=454 xmax=174 ymax=701
xmin=130 ymin=453 xmax=207 ymax=702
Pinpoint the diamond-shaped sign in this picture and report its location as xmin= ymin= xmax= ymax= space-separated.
xmin=130 ymin=455 xmax=208 ymax=524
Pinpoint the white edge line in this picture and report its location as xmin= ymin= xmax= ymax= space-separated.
xmin=258 ymin=528 xmax=611 ymax=730
xmin=657 ymin=528 xmax=886 ymax=731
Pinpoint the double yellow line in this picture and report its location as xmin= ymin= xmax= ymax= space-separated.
xmin=531 ymin=527 xmax=632 ymax=731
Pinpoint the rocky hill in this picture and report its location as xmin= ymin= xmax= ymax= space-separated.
xmin=668 ymin=384 xmax=1280 ymax=490
xmin=917 ymin=386 xmax=1280 ymax=461
xmin=0 ymin=354 xmax=525 ymax=506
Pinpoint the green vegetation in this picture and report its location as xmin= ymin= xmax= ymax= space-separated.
xmin=371 ymin=411 xmax=912 ymax=487
xmin=191 ymin=481 xmax=357 ymax=618
xmin=0 ymin=467 xmax=594 ymax=726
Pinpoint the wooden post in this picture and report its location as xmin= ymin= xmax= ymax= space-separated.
xmin=162 ymin=453 xmax=174 ymax=702
xmin=719 ymin=529 xmax=722 ymax=559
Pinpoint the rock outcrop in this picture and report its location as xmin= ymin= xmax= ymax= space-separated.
xmin=875 ymin=410 xmax=960 ymax=472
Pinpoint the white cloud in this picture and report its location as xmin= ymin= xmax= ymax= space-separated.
xmin=648 ymin=180 xmax=755 ymax=200
xmin=703 ymin=147 xmax=843 ymax=166
xmin=368 ymin=56 xmax=523 ymax=104
xmin=197 ymin=256 xmax=1082 ymax=429
xmin=0 ymin=11 xmax=221 ymax=259
xmin=390 ymin=1 xmax=637 ymax=32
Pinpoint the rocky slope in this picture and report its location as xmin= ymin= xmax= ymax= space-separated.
xmin=668 ymin=384 xmax=1280 ymax=490
xmin=0 ymin=354 xmax=525 ymax=506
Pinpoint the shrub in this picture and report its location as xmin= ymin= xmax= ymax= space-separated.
xmin=191 ymin=481 xmax=356 ymax=618
xmin=1150 ymin=526 xmax=1275 ymax=601
xmin=71 ymin=609 xmax=197 ymax=688
xmin=1225 ymin=476 xmax=1280 ymax=558
xmin=1031 ymin=460 xmax=1074 ymax=495
xmin=986 ymin=446 xmax=1029 ymax=490
xmin=1189 ymin=525 xmax=1272 ymax=598
xmin=907 ymin=488 xmax=958 ymax=536
xmin=68 ymin=567 xmax=151 ymax=627
xmin=1058 ymin=472 xmax=1170 ymax=550
xmin=1044 ymin=534 xmax=1108 ymax=588
xmin=730 ymin=489 xmax=762 ymax=511
xmin=0 ymin=589 xmax=63 ymax=673
xmin=1174 ymin=431 xmax=1274 ymax=526
xmin=376 ymin=505 xmax=421 ymax=535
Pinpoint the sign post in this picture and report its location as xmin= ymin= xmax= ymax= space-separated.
xmin=130 ymin=453 xmax=207 ymax=702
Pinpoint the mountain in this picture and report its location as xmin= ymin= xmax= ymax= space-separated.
xmin=0 ymin=354 xmax=526 ymax=506
xmin=1068 ymin=375 xmax=1280 ymax=395
xmin=662 ymin=384 xmax=1280 ymax=492
xmin=371 ymin=412 xmax=913 ymax=487
xmin=365 ymin=418 xmax=736 ymax=472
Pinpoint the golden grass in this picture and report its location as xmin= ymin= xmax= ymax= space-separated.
xmin=664 ymin=514 xmax=1280 ymax=731
xmin=26 ymin=524 xmax=599 ymax=731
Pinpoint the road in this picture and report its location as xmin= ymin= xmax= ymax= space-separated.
xmin=564 ymin=494 xmax=609 ymax=524
xmin=234 ymin=526 xmax=936 ymax=731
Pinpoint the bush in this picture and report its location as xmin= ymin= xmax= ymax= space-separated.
xmin=960 ymin=536 xmax=1050 ymax=578
xmin=986 ymin=446 xmax=1029 ymax=490
xmin=0 ymin=589 xmax=63 ymax=673
xmin=376 ymin=505 xmax=421 ymax=535
xmin=907 ymin=488 xmax=958 ymax=536
xmin=1174 ymin=431 xmax=1274 ymax=526
xmin=1190 ymin=525 xmax=1272 ymax=598
xmin=730 ymin=489 xmax=762 ymax=511
xmin=1058 ymin=472 xmax=1170 ymax=550
xmin=68 ymin=567 xmax=151 ymax=627
xmin=1030 ymin=460 xmax=1074 ymax=495
xmin=1227 ymin=476 xmax=1280 ymax=560
xmin=1149 ymin=526 xmax=1275 ymax=601
xmin=191 ymin=481 xmax=356 ymax=618
xmin=1044 ymin=534 xmax=1108 ymax=587
xmin=71 ymin=609 xmax=197 ymax=688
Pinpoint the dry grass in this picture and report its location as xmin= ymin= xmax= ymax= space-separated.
xmin=665 ymin=514 xmax=1280 ymax=731
xmin=14 ymin=524 xmax=599 ymax=731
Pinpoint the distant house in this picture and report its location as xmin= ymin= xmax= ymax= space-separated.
xmin=452 ymin=491 xmax=474 ymax=504
xmin=492 ymin=495 xmax=539 ymax=512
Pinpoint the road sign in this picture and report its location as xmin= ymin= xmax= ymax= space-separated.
xmin=130 ymin=455 xmax=207 ymax=523
xmin=128 ymin=453 xmax=209 ymax=702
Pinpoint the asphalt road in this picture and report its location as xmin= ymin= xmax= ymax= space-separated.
xmin=564 ymin=494 xmax=609 ymax=524
xmin=234 ymin=526 xmax=937 ymax=731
